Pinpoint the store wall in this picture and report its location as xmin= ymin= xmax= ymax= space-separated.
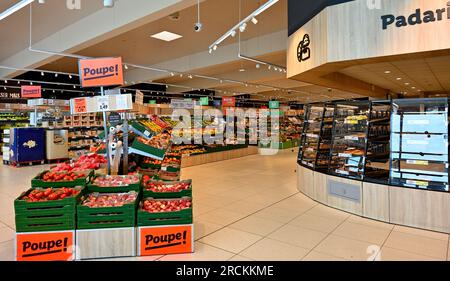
xmin=288 ymin=0 xmax=354 ymax=36
xmin=287 ymin=0 xmax=450 ymax=78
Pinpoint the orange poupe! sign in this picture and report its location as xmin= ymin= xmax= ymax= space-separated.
xmin=21 ymin=85 xmax=41 ymax=98
xmin=16 ymin=231 xmax=75 ymax=261
xmin=139 ymin=225 xmax=194 ymax=256
xmin=78 ymin=57 xmax=124 ymax=88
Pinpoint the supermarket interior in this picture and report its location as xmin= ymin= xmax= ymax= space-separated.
xmin=1 ymin=0 xmax=450 ymax=263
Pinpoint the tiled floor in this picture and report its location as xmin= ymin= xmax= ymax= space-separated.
xmin=1 ymin=149 xmax=450 ymax=261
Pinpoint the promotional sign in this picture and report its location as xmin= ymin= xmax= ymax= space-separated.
xmin=222 ymin=97 xmax=236 ymax=107
xmin=96 ymin=96 xmax=110 ymax=112
xmin=108 ymin=112 xmax=122 ymax=127
xmin=149 ymin=100 xmax=157 ymax=105
xmin=269 ymin=101 xmax=280 ymax=109
xmin=73 ymin=98 xmax=88 ymax=114
xmin=199 ymin=97 xmax=209 ymax=106
xmin=139 ymin=224 xmax=193 ymax=256
xmin=170 ymin=99 xmax=195 ymax=109
xmin=78 ymin=57 xmax=124 ymax=88
xmin=16 ymin=231 xmax=75 ymax=261
xmin=21 ymin=86 xmax=41 ymax=98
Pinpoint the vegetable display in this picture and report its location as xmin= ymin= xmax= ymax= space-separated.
xmin=92 ymin=175 xmax=140 ymax=187
xmin=81 ymin=192 xmax=138 ymax=208
xmin=142 ymin=198 xmax=192 ymax=213
xmin=20 ymin=187 xmax=80 ymax=202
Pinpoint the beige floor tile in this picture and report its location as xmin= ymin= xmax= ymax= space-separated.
xmin=240 ymin=238 xmax=309 ymax=261
xmin=384 ymin=231 xmax=447 ymax=260
xmin=314 ymin=235 xmax=379 ymax=261
xmin=200 ymin=227 xmax=262 ymax=254
xmin=376 ymin=247 xmax=440 ymax=261
xmin=253 ymin=207 xmax=301 ymax=223
xmin=228 ymin=255 xmax=255 ymax=261
xmin=333 ymin=221 xmax=391 ymax=245
xmin=193 ymin=203 xmax=217 ymax=217
xmin=302 ymin=251 xmax=347 ymax=261
xmin=196 ymin=209 xmax=246 ymax=226
xmin=0 ymin=240 xmax=14 ymax=261
xmin=273 ymin=196 xmax=317 ymax=212
xmin=194 ymin=221 xmax=224 ymax=240
xmin=268 ymin=224 xmax=328 ymax=250
xmin=0 ymin=215 xmax=15 ymax=230
xmin=392 ymin=225 xmax=449 ymax=241
xmin=289 ymin=213 xmax=342 ymax=233
xmin=159 ymin=242 xmax=234 ymax=261
xmin=305 ymin=205 xmax=351 ymax=222
xmin=241 ymin=194 xmax=280 ymax=206
xmin=229 ymin=216 xmax=285 ymax=236
xmin=196 ymin=194 xmax=239 ymax=208
xmin=221 ymin=200 xmax=266 ymax=216
xmin=347 ymin=215 xmax=394 ymax=230
xmin=0 ymin=227 xmax=14 ymax=244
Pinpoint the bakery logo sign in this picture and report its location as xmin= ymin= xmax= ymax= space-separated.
xmin=16 ymin=231 xmax=75 ymax=261
xmin=381 ymin=2 xmax=450 ymax=30
xmin=297 ymin=34 xmax=311 ymax=62
xmin=139 ymin=225 xmax=193 ymax=256
xmin=78 ymin=57 xmax=124 ymax=88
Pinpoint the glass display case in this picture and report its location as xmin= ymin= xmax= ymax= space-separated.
xmin=390 ymin=98 xmax=449 ymax=192
xmin=298 ymin=104 xmax=325 ymax=169
xmin=329 ymin=101 xmax=370 ymax=180
xmin=315 ymin=104 xmax=335 ymax=172
xmin=364 ymin=100 xmax=391 ymax=184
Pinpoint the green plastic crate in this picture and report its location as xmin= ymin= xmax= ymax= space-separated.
xmin=129 ymin=138 xmax=169 ymax=160
xmin=137 ymin=198 xmax=193 ymax=227
xmin=87 ymin=174 xmax=142 ymax=193
xmin=16 ymin=218 xmax=76 ymax=233
xmin=31 ymin=170 xmax=94 ymax=188
xmin=130 ymin=121 xmax=157 ymax=139
xmin=77 ymin=196 xmax=138 ymax=229
xmin=143 ymin=179 xmax=192 ymax=198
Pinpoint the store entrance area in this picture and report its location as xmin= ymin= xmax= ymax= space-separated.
xmin=1 ymin=150 xmax=449 ymax=261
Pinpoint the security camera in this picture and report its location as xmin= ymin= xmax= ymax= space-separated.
xmin=194 ymin=22 xmax=203 ymax=32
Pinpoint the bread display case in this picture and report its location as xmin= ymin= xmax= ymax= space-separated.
xmin=298 ymin=104 xmax=325 ymax=169
xmin=390 ymin=98 xmax=449 ymax=192
xmin=328 ymin=101 xmax=370 ymax=180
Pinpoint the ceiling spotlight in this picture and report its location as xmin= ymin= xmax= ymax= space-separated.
xmin=256 ymin=64 xmax=260 ymax=69
xmin=384 ymin=70 xmax=391 ymax=74
xmin=251 ymin=17 xmax=258 ymax=24
xmin=17 ymin=81 xmax=20 ymax=84
xmin=188 ymin=75 xmax=193 ymax=79
xmin=3 ymin=86 xmax=6 ymax=90
xmin=239 ymin=69 xmax=246 ymax=72
xmin=73 ymin=85 xmax=76 ymax=89
xmin=405 ymin=82 xmax=410 ymax=85
xmin=396 ymin=77 xmax=402 ymax=80
xmin=41 ymin=72 xmax=44 ymax=76
xmin=53 ymin=90 xmax=55 ymax=93
xmin=124 ymin=64 xmax=128 ymax=70
xmin=55 ymin=73 xmax=58 ymax=77
xmin=231 ymin=30 xmax=237 ymax=37
xmin=220 ymin=80 xmax=223 ymax=83
xmin=166 ymin=85 xmax=169 ymax=89
xmin=411 ymin=87 xmax=416 ymax=89
xmin=4 ymin=80 xmax=7 ymax=84
xmin=268 ymin=65 xmax=271 ymax=70
xmin=213 ymin=45 xmax=218 ymax=51
xmin=170 ymin=72 xmax=175 ymax=76
xmin=30 ymin=82 xmax=33 ymax=85
xmin=278 ymin=68 xmax=283 ymax=72
xmin=209 ymin=49 xmax=212 ymax=54
xmin=180 ymin=74 xmax=183 ymax=78
xmin=239 ymin=23 xmax=247 ymax=32
xmin=274 ymin=67 xmax=278 ymax=71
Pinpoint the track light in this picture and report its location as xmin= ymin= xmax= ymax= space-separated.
xmin=209 ymin=49 xmax=212 ymax=54
xmin=30 ymin=82 xmax=33 ymax=85
xmin=17 ymin=81 xmax=20 ymax=84
xmin=239 ymin=23 xmax=247 ymax=32
xmin=188 ymin=75 xmax=193 ymax=79
xmin=213 ymin=45 xmax=218 ymax=51
xmin=268 ymin=65 xmax=271 ymax=70
xmin=55 ymin=73 xmax=58 ymax=77
xmin=256 ymin=64 xmax=260 ymax=69
xmin=124 ymin=64 xmax=128 ymax=70
xmin=231 ymin=30 xmax=236 ymax=37
xmin=73 ymin=85 xmax=76 ymax=88
xmin=4 ymin=80 xmax=7 ymax=84
xmin=3 ymin=87 xmax=6 ymax=90
xmin=170 ymin=72 xmax=175 ymax=76
xmin=69 ymin=74 xmax=72 ymax=79
xmin=41 ymin=72 xmax=44 ymax=76
xmin=251 ymin=17 xmax=258 ymax=24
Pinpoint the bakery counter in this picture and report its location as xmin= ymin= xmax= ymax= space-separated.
xmin=297 ymin=164 xmax=450 ymax=234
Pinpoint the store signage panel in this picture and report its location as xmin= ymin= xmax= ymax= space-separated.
xmin=287 ymin=0 xmax=450 ymax=78
xmin=70 ymin=94 xmax=132 ymax=114
xmin=135 ymin=90 xmax=144 ymax=105
xmin=0 ymin=92 xmax=21 ymax=99
xmin=170 ymin=99 xmax=195 ymax=109
xmin=78 ymin=57 xmax=124 ymax=88
xmin=73 ymin=98 xmax=88 ymax=114
xmin=200 ymin=97 xmax=209 ymax=106
xmin=269 ymin=101 xmax=280 ymax=109
xmin=222 ymin=97 xmax=236 ymax=107
xmin=21 ymin=86 xmax=41 ymax=98
xmin=16 ymin=231 xmax=75 ymax=261
xmin=138 ymin=225 xmax=194 ymax=256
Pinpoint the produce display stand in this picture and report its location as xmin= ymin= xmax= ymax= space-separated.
xmin=87 ymin=174 xmax=142 ymax=193
xmin=137 ymin=197 xmax=193 ymax=226
xmin=16 ymin=230 xmax=76 ymax=261
xmin=31 ymin=170 xmax=94 ymax=188
xmin=143 ymin=179 xmax=192 ymax=198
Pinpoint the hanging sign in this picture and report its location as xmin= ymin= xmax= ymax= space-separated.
xmin=222 ymin=97 xmax=236 ymax=107
xmin=199 ymin=97 xmax=209 ymax=106
xmin=108 ymin=112 xmax=122 ymax=126
xmin=136 ymin=90 xmax=144 ymax=105
xmin=21 ymin=86 xmax=41 ymax=98
xmin=73 ymin=98 xmax=88 ymax=114
xmin=138 ymin=225 xmax=193 ymax=256
xmin=170 ymin=99 xmax=195 ymax=109
xmin=149 ymin=100 xmax=157 ymax=105
xmin=16 ymin=231 xmax=75 ymax=261
xmin=96 ymin=96 xmax=110 ymax=112
xmin=269 ymin=101 xmax=280 ymax=109
xmin=78 ymin=57 xmax=124 ymax=88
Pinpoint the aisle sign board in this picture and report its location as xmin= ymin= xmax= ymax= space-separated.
xmin=21 ymin=86 xmax=41 ymax=98
xmin=222 ymin=97 xmax=236 ymax=107
xmin=269 ymin=101 xmax=280 ymax=109
xmin=200 ymin=97 xmax=209 ymax=106
xmin=105 ymin=88 xmax=121 ymax=96
xmin=138 ymin=225 xmax=193 ymax=256
xmin=78 ymin=57 xmax=124 ymax=88
xmin=16 ymin=231 xmax=75 ymax=261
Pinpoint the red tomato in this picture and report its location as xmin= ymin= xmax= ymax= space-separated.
xmin=48 ymin=193 xmax=58 ymax=200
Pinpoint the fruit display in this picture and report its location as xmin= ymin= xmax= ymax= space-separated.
xmin=143 ymin=157 xmax=162 ymax=165
xmin=19 ymin=187 xmax=81 ymax=202
xmin=156 ymin=170 xmax=180 ymax=181
xmin=92 ymin=175 xmax=140 ymax=187
xmin=81 ymin=191 xmax=138 ymax=208
xmin=137 ymin=133 xmax=171 ymax=150
xmin=141 ymin=198 xmax=192 ymax=213
xmin=144 ymin=180 xmax=190 ymax=193
xmin=41 ymin=171 xmax=87 ymax=182
xmin=140 ymin=120 xmax=164 ymax=134
xmin=51 ymin=154 xmax=106 ymax=172
xmin=162 ymin=156 xmax=181 ymax=166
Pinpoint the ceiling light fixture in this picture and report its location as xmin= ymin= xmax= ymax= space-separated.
xmin=256 ymin=64 xmax=260 ymax=69
xmin=396 ymin=77 xmax=402 ymax=80
xmin=103 ymin=0 xmax=115 ymax=8
xmin=4 ymin=80 xmax=7 ymax=84
xmin=0 ymin=0 xmax=34 ymax=22
xmin=251 ymin=17 xmax=258 ymax=24
xmin=384 ymin=70 xmax=391 ymax=74
xmin=41 ymin=72 xmax=44 ymax=76
xmin=124 ymin=64 xmax=128 ymax=70
xmin=231 ymin=30 xmax=236 ymax=37
xmin=55 ymin=73 xmax=58 ymax=77
xmin=239 ymin=23 xmax=247 ymax=32
xmin=213 ymin=45 xmax=218 ymax=51
xmin=170 ymin=72 xmax=175 ymax=76
xmin=151 ymin=31 xmax=183 ymax=42
xmin=239 ymin=69 xmax=246 ymax=72
xmin=405 ymin=82 xmax=410 ymax=85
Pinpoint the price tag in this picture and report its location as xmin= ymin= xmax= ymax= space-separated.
xmin=348 ymin=167 xmax=360 ymax=173
xmin=338 ymin=153 xmax=353 ymax=158
xmin=115 ymin=95 xmax=128 ymax=110
xmin=336 ymin=169 xmax=349 ymax=175
xmin=144 ymin=130 xmax=151 ymax=137
xmin=161 ymin=166 xmax=167 ymax=171
xmin=73 ymin=98 xmax=87 ymax=114
xmin=97 ymin=96 xmax=109 ymax=112
xmin=344 ymin=136 xmax=360 ymax=141
xmin=406 ymin=160 xmax=429 ymax=166
xmin=406 ymin=179 xmax=429 ymax=187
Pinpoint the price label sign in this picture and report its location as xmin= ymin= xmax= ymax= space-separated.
xmin=96 ymin=96 xmax=110 ymax=112
xmin=73 ymin=98 xmax=87 ymax=114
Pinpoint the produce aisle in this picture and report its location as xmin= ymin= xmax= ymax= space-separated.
xmin=1 ymin=150 xmax=449 ymax=261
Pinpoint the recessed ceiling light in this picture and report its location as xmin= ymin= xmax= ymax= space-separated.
xmin=405 ymin=82 xmax=410 ymax=85
xmin=384 ymin=70 xmax=391 ymax=74
xmin=396 ymin=77 xmax=402 ymax=80
xmin=411 ymin=87 xmax=416 ymax=89
xmin=239 ymin=69 xmax=246 ymax=72
xmin=151 ymin=31 xmax=183 ymax=42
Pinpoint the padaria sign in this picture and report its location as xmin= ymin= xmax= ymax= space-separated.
xmin=381 ymin=2 xmax=450 ymax=30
